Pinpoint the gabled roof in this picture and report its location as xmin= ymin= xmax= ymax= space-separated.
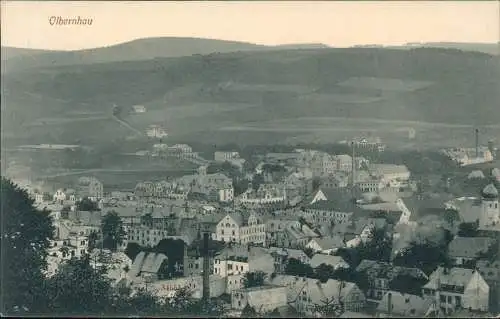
xmin=339 ymin=311 xmax=373 ymax=318
xmin=309 ymin=254 xmax=349 ymax=269
xmin=377 ymin=291 xmax=434 ymax=317
xmin=270 ymin=275 xmax=358 ymax=305
xmin=424 ymin=267 xmax=478 ymax=290
xmin=448 ymin=237 xmax=497 ymax=259
xmin=307 ymin=199 xmax=356 ymax=213
xmin=309 ymin=236 xmax=345 ymax=250
xmin=129 ymin=252 xmax=168 ymax=278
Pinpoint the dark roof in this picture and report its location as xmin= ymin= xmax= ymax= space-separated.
xmin=482 ymin=184 xmax=499 ymax=199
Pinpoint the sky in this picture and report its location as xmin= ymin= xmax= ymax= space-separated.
xmin=1 ymin=1 xmax=499 ymax=51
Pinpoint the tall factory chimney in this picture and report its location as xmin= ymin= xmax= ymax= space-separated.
xmin=202 ymin=232 xmax=210 ymax=303
xmin=475 ymin=128 xmax=479 ymax=158
xmin=351 ymin=141 xmax=356 ymax=198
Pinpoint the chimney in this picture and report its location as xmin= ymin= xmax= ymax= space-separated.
xmin=202 ymin=232 xmax=210 ymax=302
xmin=351 ymin=141 xmax=356 ymax=198
xmin=388 ymin=292 xmax=392 ymax=317
xmin=475 ymin=128 xmax=479 ymax=158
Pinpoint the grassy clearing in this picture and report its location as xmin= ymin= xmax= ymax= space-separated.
xmin=337 ymin=77 xmax=433 ymax=92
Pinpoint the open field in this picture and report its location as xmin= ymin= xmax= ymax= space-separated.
xmin=218 ymin=117 xmax=500 ymax=148
xmin=298 ymin=93 xmax=383 ymax=104
xmin=337 ymin=77 xmax=434 ymax=92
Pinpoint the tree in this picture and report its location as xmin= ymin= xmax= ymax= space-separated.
xmin=111 ymin=287 xmax=163 ymax=316
xmin=242 ymin=304 xmax=258 ymax=317
xmin=284 ymin=258 xmax=314 ymax=277
xmin=101 ymin=210 xmax=126 ymax=252
xmin=44 ymin=256 xmax=113 ymax=316
xmin=252 ymin=174 xmax=265 ymax=191
xmin=243 ymin=271 xmax=267 ymax=288
xmin=303 ymin=247 xmax=315 ymax=259
xmin=312 ymin=177 xmax=321 ymax=192
xmin=315 ymin=263 xmax=335 ymax=283
xmin=1 ymin=178 xmax=55 ymax=315
xmin=458 ymin=221 xmax=479 ymax=237
xmin=88 ymin=230 xmax=98 ymax=251
xmin=389 ymin=273 xmax=428 ymax=296
xmin=393 ymin=241 xmax=452 ymax=275
xmin=313 ymin=297 xmax=343 ymax=318
xmin=77 ymin=197 xmax=100 ymax=211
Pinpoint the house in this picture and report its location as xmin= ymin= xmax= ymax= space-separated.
xmin=194 ymin=172 xmax=234 ymax=203
xmin=141 ymin=274 xmax=226 ymax=299
xmin=331 ymin=218 xmax=387 ymax=248
xmin=422 ymin=267 xmax=490 ymax=314
xmin=476 ymin=259 xmax=500 ymax=312
xmin=214 ymin=151 xmax=241 ymax=162
xmin=320 ymin=173 xmax=349 ymax=189
xmin=284 ymin=172 xmax=313 ymax=200
xmin=128 ymin=251 xmax=169 ymax=282
xmin=268 ymin=247 xmax=311 ymax=274
xmin=368 ymin=164 xmax=410 ymax=187
xmin=308 ymin=254 xmax=350 ymax=270
xmin=307 ymin=187 xmax=359 ymax=206
xmin=355 ymin=171 xmax=385 ymax=193
xmin=146 ymin=125 xmax=168 ymax=138
xmin=213 ymin=245 xmax=274 ymax=278
xmin=132 ymin=105 xmax=146 ymax=113
xmin=231 ymin=285 xmax=288 ymax=314
xmin=355 ymin=260 xmax=428 ymax=302
xmin=306 ymin=236 xmax=345 ymax=254
xmin=237 ymin=183 xmax=286 ymax=206
xmin=53 ymin=189 xmax=67 ymax=203
xmin=331 ymin=154 xmax=353 ymax=172
xmin=376 ymin=291 xmax=435 ymax=317
xmin=302 ymin=200 xmax=354 ymax=226
xmin=77 ymin=176 xmax=103 ymax=200
xmin=310 ymin=152 xmax=337 ymax=177
xmin=215 ymin=212 xmax=266 ymax=245
xmin=447 ymin=237 xmax=497 ymax=267
xmin=125 ymin=225 xmax=170 ymax=247
xmin=446 ymin=184 xmax=500 ymax=231
xmin=270 ymin=275 xmax=366 ymax=315
xmin=169 ymin=144 xmax=193 ymax=155
xmin=442 ymin=147 xmax=493 ymax=167
xmin=266 ymin=219 xmax=319 ymax=249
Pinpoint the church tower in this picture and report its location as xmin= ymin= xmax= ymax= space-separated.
xmin=480 ymin=184 xmax=499 ymax=228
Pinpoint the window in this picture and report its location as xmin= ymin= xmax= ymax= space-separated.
xmin=232 ymin=230 xmax=235 ymax=236
xmin=447 ymin=296 xmax=452 ymax=303
xmin=455 ymin=296 xmax=461 ymax=307
xmin=228 ymin=264 xmax=233 ymax=270
xmin=440 ymin=295 xmax=446 ymax=303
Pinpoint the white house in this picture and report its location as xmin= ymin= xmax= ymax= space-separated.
xmin=132 ymin=105 xmax=146 ymax=113
xmin=214 ymin=212 xmax=267 ymax=245
xmin=306 ymin=236 xmax=345 ymax=254
xmin=53 ymin=189 xmax=67 ymax=203
xmin=422 ymin=267 xmax=490 ymax=314
xmin=231 ymin=285 xmax=288 ymax=314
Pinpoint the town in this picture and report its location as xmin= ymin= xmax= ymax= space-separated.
xmin=5 ymin=138 xmax=500 ymax=318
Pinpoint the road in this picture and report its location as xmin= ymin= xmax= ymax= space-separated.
xmin=111 ymin=115 xmax=144 ymax=136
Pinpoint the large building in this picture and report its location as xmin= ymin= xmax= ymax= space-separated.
xmin=77 ymin=176 xmax=104 ymax=200
xmin=214 ymin=212 xmax=267 ymax=245
xmin=422 ymin=267 xmax=490 ymax=314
